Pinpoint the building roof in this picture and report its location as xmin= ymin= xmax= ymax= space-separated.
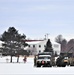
xmin=26 ymin=41 xmax=41 ymax=45
xmin=25 ymin=40 xmax=44 ymax=42
xmin=25 ymin=39 xmax=60 ymax=45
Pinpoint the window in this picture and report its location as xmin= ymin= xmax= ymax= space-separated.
xmin=28 ymin=45 xmax=30 ymax=47
xmin=33 ymin=45 xmax=35 ymax=48
xmin=39 ymin=50 xmax=41 ymax=53
xmin=39 ymin=45 xmax=41 ymax=48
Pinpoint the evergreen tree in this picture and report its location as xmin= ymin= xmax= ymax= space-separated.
xmin=0 ymin=27 xmax=28 ymax=63
xmin=44 ymin=39 xmax=53 ymax=52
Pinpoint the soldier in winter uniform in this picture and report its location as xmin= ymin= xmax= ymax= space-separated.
xmin=34 ymin=55 xmax=37 ymax=66
xmin=23 ymin=56 xmax=27 ymax=63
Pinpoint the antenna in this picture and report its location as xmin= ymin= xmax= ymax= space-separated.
xmin=46 ymin=33 xmax=50 ymax=39
xmin=44 ymin=34 xmax=46 ymax=40
xmin=44 ymin=33 xmax=50 ymax=40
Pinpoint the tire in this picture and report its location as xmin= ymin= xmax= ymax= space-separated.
xmin=57 ymin=65 xmax=61 ymax=67
xmin=62 ymin=63 xmax=67 ymax=67
xmin=70 ymin=64 xmax=74 ymax=66
xmin=37 ymin=65 xmax=41 ymax=67
xmin=43 ymin=64 xmax=46 ymax=67
xmin=43 ymin=65 xmax=46 ymax=67
xmin=56 ymin=63 xmax=62 ymax=67
xmin=62 ymin=65 xmax=66 ymax=67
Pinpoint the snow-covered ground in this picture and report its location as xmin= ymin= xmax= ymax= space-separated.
xmin=0 ymin=56 xmax=74 ymax=75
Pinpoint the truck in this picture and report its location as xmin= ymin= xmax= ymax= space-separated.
xmin=34 ymin=52 xmax=55 ymax=67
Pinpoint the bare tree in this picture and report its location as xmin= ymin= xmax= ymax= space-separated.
xmin=66 ymin=39 xmax=74 ymax=54
xmin=61 ymin=39 xmax=67 ymax=53
xmin=55 ymin=35 xmax=63 ymax=44
xmin=55 ymin=35 xmax=67 ymax=53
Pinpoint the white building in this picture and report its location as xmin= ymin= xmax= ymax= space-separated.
xmin=24 ymin=39 xmax=61 ymax=55
xmin=0 ymin=41 xmax=4 ymax=56
xmin=0 ymin=41 xmax=4 ymax=48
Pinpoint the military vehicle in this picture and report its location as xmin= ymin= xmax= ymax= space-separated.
xmin=34 ymin=39 xmax=57 ymax=67
xmin=68 ymin=57 xmax=74 ymax=66
xmin=34 ymin=52 xmax=55 ymax=67
xmin=56 ymin=56 xmax=69 ymax=67
xmin=56 ymin=47 xmax=73 ymax=67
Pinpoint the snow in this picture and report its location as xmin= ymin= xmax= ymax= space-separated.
xmin=0 ymin=56 xmax=74 ymax=75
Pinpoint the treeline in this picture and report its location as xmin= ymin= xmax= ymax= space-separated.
xmin=55 ymin=35 xmax=74 ymax=54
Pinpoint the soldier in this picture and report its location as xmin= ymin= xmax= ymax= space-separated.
xmin=23 ymin=56 xmax=27 ymax=63
xmin=34 ymin=55 xmax=37 ymax=66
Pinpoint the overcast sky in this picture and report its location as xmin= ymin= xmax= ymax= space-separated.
xmin=0 ymin=0 xmax=74 ymax=40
